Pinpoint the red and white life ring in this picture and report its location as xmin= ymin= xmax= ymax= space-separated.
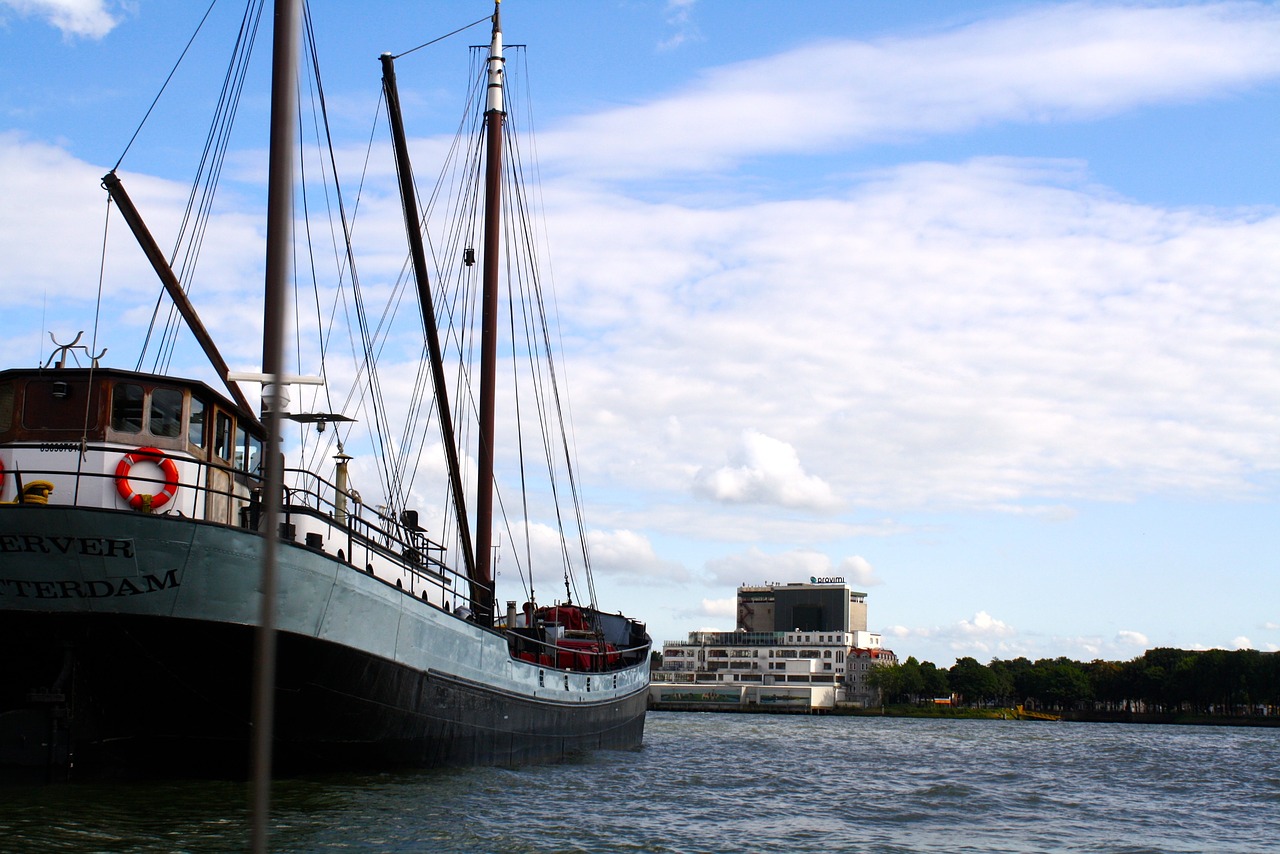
xmin=115 ymin=447 xmax=180 ymax=511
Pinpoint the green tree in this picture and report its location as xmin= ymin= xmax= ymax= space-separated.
xmin=1085 ymin=659 xmax=1126 ymax=711
xmin=899 ymin=657 xmax=926 ymax=702
xmin=1036 ymin=658 xmax=1092 ymax=710
xmin=919 ymin=661 xmax=950 ymax=698
xmin=865 ymin=661 xmax=903 ymax=704
xmin=949 ymin=657 xmax=999 ymax=707
xmin=991 ymin=657 xmax=1034 ymax=705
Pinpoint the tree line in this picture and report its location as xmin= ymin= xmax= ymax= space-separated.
xmin=867 ymin=648 xmax=1280 ymax=715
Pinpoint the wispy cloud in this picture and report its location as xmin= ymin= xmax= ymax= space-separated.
xmin=884 ymin=611 xmax=1021 ymax=661
xmin=658 ymin=0 xmax=700 ymax=52
xmin=549 ymin=157 xmax=1280 ymax=515
xmin=704 ymin=546 xmax=879 ymax=588
xmin=1 ymin=0 xmax=122 ymax=39
xmin=1116 ymin=630 xmax=1149 ymax=647
xmin=542 ymin=2 xmax=1280 ymax=180
xmin=587 ymin=528 xmax=692 ymax=583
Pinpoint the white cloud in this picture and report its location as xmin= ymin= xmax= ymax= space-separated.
xmin=956 ymin=611 xmax=1015 ymax=638
xmin=659 ymin=0 xmax=700 ymax=52
xmin=586 ymin=528 xmax=691 ymax=583
xmin=1232 ymin=636 xmax=1253 ymax=650
xmin=551 ymin=157 xmax=1280 ymax=514
xmin=884 ymin=621 xmax=1166 ymax=666
xmin=541 ymin=3 xmax=1280 ymax=179
xmin=1 ymin=0 xmax=121 ymax=38
xmin=664 ymin=596 xmax=736 ymax=635
xmin=704 ymin=546 xmax=879 ymax=588
xmin=880 ymin=612 xmax=1022 ymax=662
xmin=700 ymin=597 xmax=735 ymax=618
xmin=693 ymin=429 xmax=839 ymax=510
xmin=0 ymin=134 xmax=273 ymax=373
xmin=484 ymin=524 xmax=690 ymax=603
xmin=837 ymin=555 xmax=880 ymax=588
xmin=1116 ymin=630 xmax=1149 ymax=647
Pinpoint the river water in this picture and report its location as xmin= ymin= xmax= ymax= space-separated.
xmin=2 ymin=712 xmax=1277 ymax=852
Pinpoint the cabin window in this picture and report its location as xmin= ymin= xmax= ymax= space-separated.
xmin=234 ymin=423 xmax=262 ymax=474
xmin=150 ymin=387 xmax=184 ymax=438
xmin=189 ymin=397 xmax=207 ymax=448
xmin=0 ymin=382 xmax=12 ymax=432
xmin=213 ymin=411 xmax=234 ymax=461
xmin=244 ymin=432 xmax=263 ymax=476
xmin=111 ymin=383 xmax=145 ymax=433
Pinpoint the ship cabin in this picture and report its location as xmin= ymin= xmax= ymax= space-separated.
xmin=0 ymin=366 xmax=263 ymax=523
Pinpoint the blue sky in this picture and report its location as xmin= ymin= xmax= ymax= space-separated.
xmin=2 ymin=0 xmax=1279 ymax=666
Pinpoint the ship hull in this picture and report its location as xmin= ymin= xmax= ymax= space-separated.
xmin=0 ymin=505 xmax=648 ymax=777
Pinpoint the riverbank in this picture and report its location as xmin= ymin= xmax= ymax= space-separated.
xmin=834 ymin=704 xmax=1021 ymax=721
xmin=835 ymin=704 xmax=1280 ymax=727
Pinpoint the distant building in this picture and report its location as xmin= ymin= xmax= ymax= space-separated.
xmin=650 ymin=580 xmax=897 ymax=711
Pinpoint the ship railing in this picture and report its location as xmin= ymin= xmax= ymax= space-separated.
xmin=504 ymin=625 xmax=652 ymax=674
xmin=275 ymin=466 xmax=473 ymax=606
xmin=0 ymin=442 xmax=258 ymax=518
xmin=0 ymin=445 xmax=479 ymax=609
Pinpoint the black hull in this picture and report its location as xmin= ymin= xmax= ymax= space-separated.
xmin=0 ymin=612 xmax=647 ymax=778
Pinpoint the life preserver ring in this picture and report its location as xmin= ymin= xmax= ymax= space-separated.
xmin=115 ymin=447 xmax=180 ymax=511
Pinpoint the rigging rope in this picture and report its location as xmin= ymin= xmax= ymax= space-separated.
xmin=113 ymin=0 xmax=220 ymax=173
xmin=136 ymin=0 xmax=267 ymax=374
xmin=391 ymin=14 xmax=492 ymax=60
xmin=78 ymin=193 xmax=115 ymax=504
xmin=110 ymin=3 xmax=605 ymax=616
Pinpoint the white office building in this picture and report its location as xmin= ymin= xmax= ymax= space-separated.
xmin=650 ymin=580 xmax=897 ymax=711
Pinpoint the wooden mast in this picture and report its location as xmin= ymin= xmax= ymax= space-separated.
xmin=380 ymin=51 xmax=478 ymax=584
xmin=473 ymin=1 xmax=505 ymax=627
xmin=252 ymin=0 xmax=299 ymax=849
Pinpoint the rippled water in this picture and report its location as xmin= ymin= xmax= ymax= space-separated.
xmin=2 ymin=713 xmax=1278 ymax=852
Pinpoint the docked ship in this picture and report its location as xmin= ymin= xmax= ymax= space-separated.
xmin=0 ymin=2 xmax=650 ymax=777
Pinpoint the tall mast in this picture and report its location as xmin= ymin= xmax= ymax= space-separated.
xmin=252 ymin=0 xmax=299 ymax=848
xmin=474 ymin=1 xmax=505 ymax=628
xmin=380 ymin=52 xmax=477 ymax=584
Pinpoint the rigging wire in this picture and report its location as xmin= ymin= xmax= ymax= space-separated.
xmin=114 ymin=3 xmax=603 ymax=615
xmin=391 ymin=14 xmax=492 ymax=60
xmin=387 ymin=46 xmax=491 ymax=569
xmin=113 ymin=0 xmax=221 ymax=172
xmin=504 ymin=49 xmax=597 ymax=611
xmin=294 ymin=3 xmax=353 ymax=476
xmin=77 ymin=194 xmax=116 ymax=504
xmin=135 ymin=0 xmax=266 ymax=374
xmin=511 ymin=46 xmax=597 ymax=608
xmin=159 ymin=0 xmax=266 ymax=374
